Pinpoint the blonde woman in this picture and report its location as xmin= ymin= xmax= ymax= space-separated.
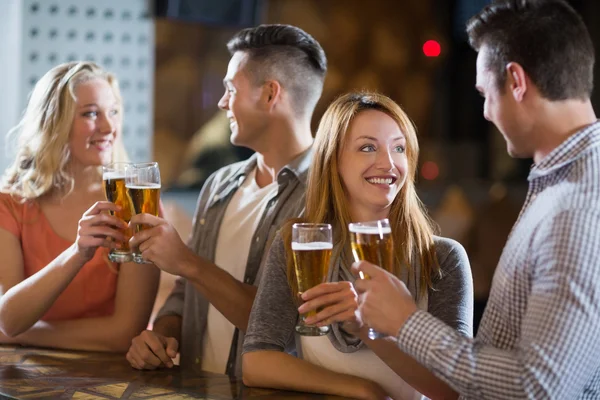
xmin=242 ymin=92 xmax=473 ymax=399
xmin=0 ymin=62 xmax=159 ymax=352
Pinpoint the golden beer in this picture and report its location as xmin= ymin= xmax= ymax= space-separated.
xmin=126 ymin=184 xmax=161 ymax=231
xmin=103 ymin=173 xmax=134 ymax=260
xmin=292 ymin=241 xmax=333 ymax=302
xmin=349 ymin=224 xmax=393 ymax=279
xmin=292 ymin=242 xmax=332 ymax=335
xmin=349 ymin=220 xmax=392 ymax=340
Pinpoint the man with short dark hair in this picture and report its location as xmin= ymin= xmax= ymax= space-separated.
xmin=125 ymin=24 xmax=327 ymax=377
xmin=354 ymin=1 xmax=600 ymax=398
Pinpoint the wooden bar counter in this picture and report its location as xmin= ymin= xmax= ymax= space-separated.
xmin=0 ymin=345 xmax=350 ymax=399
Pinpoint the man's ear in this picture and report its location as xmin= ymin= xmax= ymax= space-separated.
xmin=506 ymin=62 xmax=527 ymax=102
xmin=263 ymin=80 xmax=282 ymax=110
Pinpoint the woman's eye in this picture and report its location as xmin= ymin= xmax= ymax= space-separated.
xmin=83 ymin=111 xmax=97 ymax=118
xmin=109 ymin=109 xmax=119 ymax=116
xmin=360 ymin=145 xmax=376 ymax=152
xmin=394 ymin=145 xmax=405 ymax=153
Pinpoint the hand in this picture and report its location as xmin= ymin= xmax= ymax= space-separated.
xmin=129 ymin=214 xmax=196 ymax=276
xmin=352 ymin=261 xmax=418 ymax=337
xmin=76 ymin=201 xmax=127 ymax=262
xmin=298 ymin=282 xmax=363 ymax=335
xmin=126 ymin=330 xmax=178 ymax=370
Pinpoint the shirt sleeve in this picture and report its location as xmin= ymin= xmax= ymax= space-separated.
xmin=396 ymin=209 xmax=600 ymax=399
xmin=0 ymin=194 xmax=22 ymax=237
xmin=428 ymin=237 xmax=474 ymax=337
xmin=153 ymin=170 xmax=222 ymax=321
xmin=243 ymin=233 xmax=297 ymax=354
xmin=154 ymin=276 xmax=186 ymax=320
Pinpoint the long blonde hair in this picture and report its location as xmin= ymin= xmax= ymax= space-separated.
xmin=1 ymin=61 xmax=128 ymax=200
xmin=286 ymin=92 xmax=439 ymax=296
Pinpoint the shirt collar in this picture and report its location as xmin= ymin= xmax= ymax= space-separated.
xmin=528 ymin=120 xmax=600 ymax=181
xmin=213 ymin=146 xmax=313 ymax=200
xmin=277 ymin=146 xmax=313 ymax=185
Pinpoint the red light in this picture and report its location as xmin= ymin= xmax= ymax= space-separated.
xmin=421 ymin=161 xmax=439 ymax=180
xmin=423 ymin=40 xmax=441 ymax=57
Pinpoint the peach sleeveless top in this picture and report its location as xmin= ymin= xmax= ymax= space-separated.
xmin=0 ymin=193 xmax=118 ymax=321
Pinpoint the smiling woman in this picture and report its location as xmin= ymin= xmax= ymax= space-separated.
xmin=0 ymin=62 xmax=159 ymax=353
xmin=242 ymin=92 xmax=474 ymax=399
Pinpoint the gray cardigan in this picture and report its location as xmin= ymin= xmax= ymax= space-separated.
xmin=244 ymin=235 xmax=473 ymax=355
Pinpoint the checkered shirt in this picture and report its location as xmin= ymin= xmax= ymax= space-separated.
xmin=397 ymin=121 xmax=600 ymax=399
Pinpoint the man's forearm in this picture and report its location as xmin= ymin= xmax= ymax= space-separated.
xmin=181 ymin=255 xmax=257 ymax=332
xmin=359 ymin=326 xmax=458 ymax=400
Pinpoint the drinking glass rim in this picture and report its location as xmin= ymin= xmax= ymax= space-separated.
xmin=292 ymin=223 xmax=332 ymax=230
xmin=131 ymin=161 xmax=159 ymax=168
xmin=102 ymin=162 xmax=131 ymax=171
xmin=348 ymin=219 xmax=391 ymax=233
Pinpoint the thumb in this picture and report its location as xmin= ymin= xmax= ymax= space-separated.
xmin=165 ymin=337 xmax=179 ymax=357
xmin=353 ymin=260 xmax=380 ymax=279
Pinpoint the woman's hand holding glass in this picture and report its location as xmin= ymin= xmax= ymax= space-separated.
xmin=298 ymin=281 xmax=363 ymax=336
xmin=75 ymin=201 xmax=128 ymax=263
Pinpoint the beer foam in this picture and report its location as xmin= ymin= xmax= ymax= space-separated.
xmin=291 ymin=242 xmax=333 ymax=251
xmin=102 ymin=172 xmax=125 ymax=180
xmin=348 ymin=225 xmax=392 ymax=234
xmin=125 ymin=184 xmax=161 ymax=189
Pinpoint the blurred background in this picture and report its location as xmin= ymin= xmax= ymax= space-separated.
xmin=1 ymin=0 xmax=599 ymax=332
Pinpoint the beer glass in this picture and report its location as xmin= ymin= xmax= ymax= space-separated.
xmin=292 ymin=223 xmax=333 ymax=336
xmin=349 ymin=218 xmax=393 ymax=340
xmin=102 ymin=163 xmax=134 ymax=263
xmin=126 ymin=162 xmax=161 ymax=264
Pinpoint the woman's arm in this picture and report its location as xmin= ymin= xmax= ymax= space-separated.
xmin=0 ymin=202 xmax=127 ymax=337
xmin=357 ymin=328 xmax=457 ymax=400
xmin=300 ymin=282 xmax=458 ymax=400
xmin=4 ymin=260 xmax=160 ymax=352
xmin=243 ymin=351 xmax=388 ymax=400
xmin=243 ymin=234 xmax=387 ymax=399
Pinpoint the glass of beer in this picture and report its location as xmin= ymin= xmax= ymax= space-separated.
xmin=102 ymin=163 xmax=134 ymax=263
xmin=292 ymin=223 xmax=333 ymax=336
xmin=349 ymin=218 xmax=393 ymax=340
xmin=126 ymin=162 xmax=161 ymax=264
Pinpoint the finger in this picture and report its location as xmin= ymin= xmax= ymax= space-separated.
xmin=353 ymin=278 xmax=371 ymax=294
xmin=133 ymin=339 xmax=162 ymax=368
xmin=80 ymin=226 xmax=126 ymax=242
xmin=130 ymin=213 xmax=165 ymax=227
xmin=129 ymin=227 xmax=156 ymax=248
xmin=305 ymin=298 xmax=357 ymax=325
xmin=298 ymin=287 xmax=353 ymax=315
xmin=164 ymin=337 xmax=179 ymax=359
xmin=301 ymin=282 xmax=346 ymax=301
xmin=317 ymin=309 xmax=359 ymax=327
xmin=78 ymin=237 xmax=111 ymax=249
xmin=144 ymin=335 xmax=173 ymax=367
xmin=352 ymin=261 xmax=382 ymax=279
xmin=82 ymin=214 xmax=128 ymax=229
xmin=127 ymin=351 xmax=149 ymax=370
xmin=84 ymin=201 xmax=121 ymax=216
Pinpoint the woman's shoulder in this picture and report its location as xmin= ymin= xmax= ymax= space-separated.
xmin=432 ymin=235 xmax=469 ymax=270
xmin=0 ymin=192 xmax=34 ymax=216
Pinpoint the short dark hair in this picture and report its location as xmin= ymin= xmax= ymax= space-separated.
xmin=227 ymin=24 xmax=327 ymax=117
xmin=467 ymin=0 xmax=594 ymax=100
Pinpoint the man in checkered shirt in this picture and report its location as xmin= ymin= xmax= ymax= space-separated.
xmin=354 ymin=0 xmax=600 ymax=399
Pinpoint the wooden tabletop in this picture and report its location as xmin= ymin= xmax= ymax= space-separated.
xmin=0 ymin=345 xmax=350 ymax=399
